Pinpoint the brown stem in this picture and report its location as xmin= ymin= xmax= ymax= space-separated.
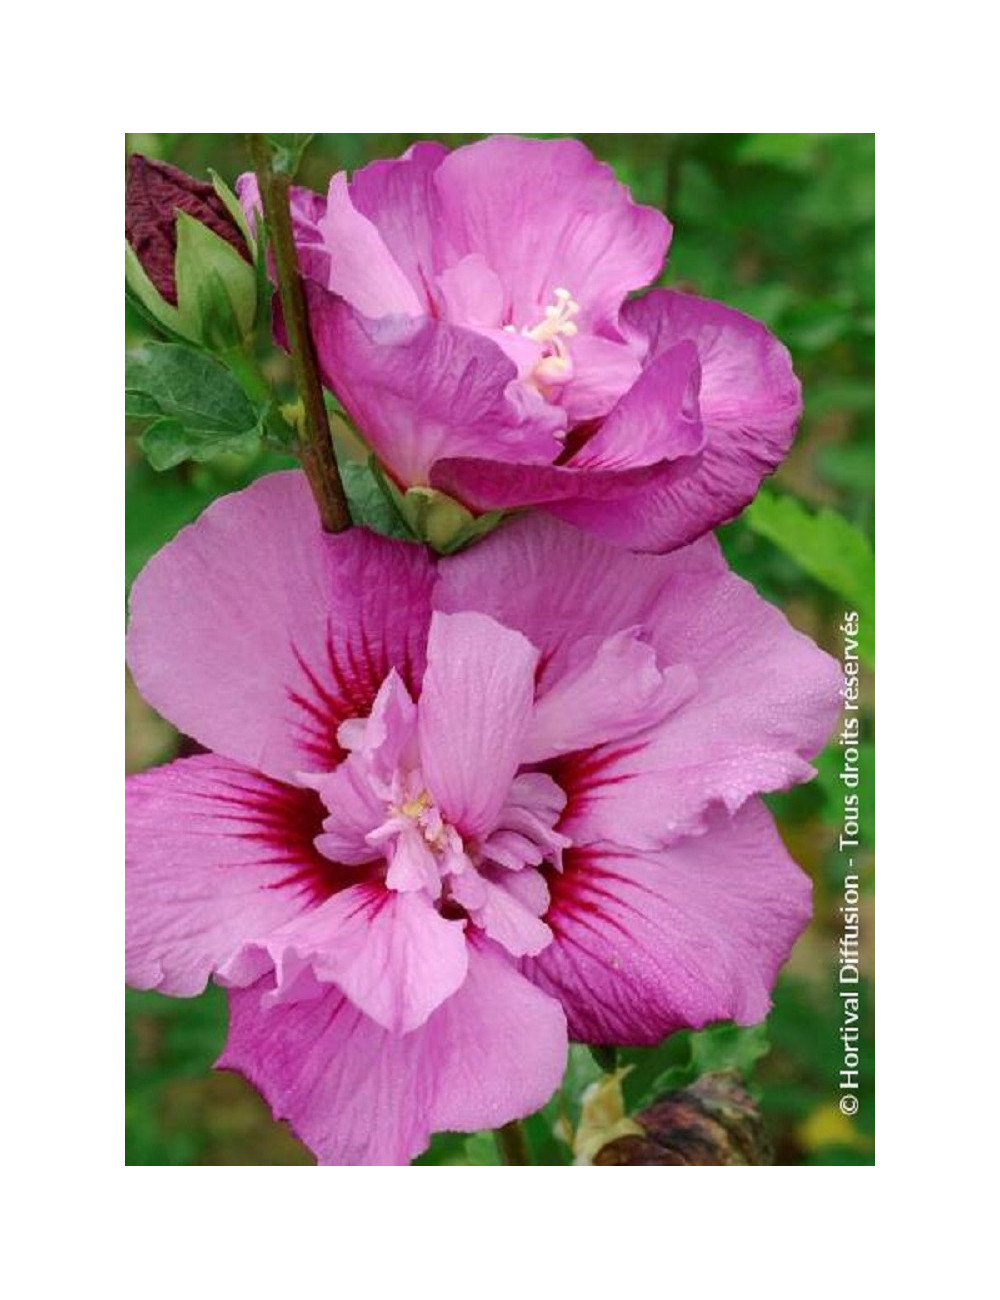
xmin=495 ymin=1120 xmax=531 ymax=1165
xmin=246 ymin=134 xmax=350 ymax=533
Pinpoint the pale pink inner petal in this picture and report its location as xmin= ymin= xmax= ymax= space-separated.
xmin=417 ymin=611 xmax=538 ymax=839
xmin=436 ymin=253 xmax=505 ymax=330
xmin=265 ymin=882 xmax=469 ymax=1034
xmin=318 ymin=173 xmax=423 ymax=318
xmin=522 ymin=628 xmax=697 ymax=763
xmin=457 ymin=869 xmax=552 ymax=958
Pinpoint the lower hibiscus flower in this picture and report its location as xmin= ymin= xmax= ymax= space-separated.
xmin=126 ymin=472 xmax=840 ymax=1164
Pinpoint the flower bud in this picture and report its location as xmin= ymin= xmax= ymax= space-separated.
xmin=592 ymin=1070 xmax=773 ymax=1165
xmin=125 ymin=155 xmax=257 ymax=350
xmin=389 ymin=484 xmax=506 ymax=553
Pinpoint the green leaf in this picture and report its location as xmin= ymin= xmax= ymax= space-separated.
xmin=690 ymin=1022 xmax=771 ymax=1079
xmin=140 ymin=417 xmax=260 ymax=472
xmin=125 ymin=390 xmax=163 ymax=420
xmin=465 ymin=1133 xmax=503 ymax=1165
xmin=126 ymin=342 xmax=265 ymax=470
xmin=340 ymin=457 xmax=416 ymax=540
xmin=623 ymin=1022 xmax=772 ymax=1111
xmin=744 ymin=491 xmax=874 ymax=663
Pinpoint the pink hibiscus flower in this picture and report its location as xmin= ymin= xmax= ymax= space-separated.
xmin=239 ymin=136 xmax=801 ymax=552
xmin=126 ymin=472 xmax=840 ymax=1164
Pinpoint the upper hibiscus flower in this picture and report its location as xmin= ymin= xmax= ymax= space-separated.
xmin=126 ymin=472 xmax=839 ymax=1164
xmin=239 ymin=136 xmax=801 ymax=551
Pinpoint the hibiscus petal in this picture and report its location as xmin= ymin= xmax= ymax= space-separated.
xmin=558 ymin=333 xmax=643 ymax=424
xmin=433 ymin=136 xmax=670 ymax=332
xmin=223 ymin=882 xmax=468 ymax=1034
xmin=306 ymin=671 xmax=418 ymax=864
xmin=348 ymin=142 xmax=448 ymax=312
xmin=521 ymin=629 xmax=696 ymax=763
xmin=436 ymin=253 xmax=505 ymax=330
xmin=524 ymin=800 xmax=811 ymax=1044
xmin=550 ymin=290 xmax=802 ymax=551
xmin=434 ymin=512 xmax=677 ymax=690
xmin=317 ymin=173 xmax=423 ymax=318
xmin=483 ymin=772 xmax=569 ymax=869
xmin=430 ymin=338 xmax=703 ymax=511
xmin=465 ymin=871 xmax=553 ymax=958
xmin=309 ymin=755 xmax=385 ymax=865
xmin=417 ymin=612 xmax=538 ymax=839
xmin=305 ymin=286 xmax=565 ymax=487
xmin=436 ymin=514 xmax=838 ymax=845
xmin=569 ymin=339 xmax=704 ymax=469
xmin=127 ymin=472 xmax=435 ymax=781
xmin=218 ymin=942 xmax=568 ymax=1165
xmin=125 ymin=754 xmax=334 ymax=996
xmin=551 ymin=532 xmax=841 ymax=847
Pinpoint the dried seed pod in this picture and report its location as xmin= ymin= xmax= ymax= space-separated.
xmin=592 ymin=1069 xmax=773 ymax=1166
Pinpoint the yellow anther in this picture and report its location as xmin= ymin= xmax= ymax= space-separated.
xmin=399 ymin=791 xmax=432 ymax=819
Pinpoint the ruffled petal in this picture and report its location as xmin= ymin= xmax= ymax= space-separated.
xmin=521 ymin=629 xmax=696 ymax=763
xmin=221 ymin=881 xmax=468 ymax=1034
xmin=434 ymin=512 xmax=678 ymax=691
xmin=433 ymin=136 xmax=670 ymax=332
xmin=429 ymin=338 xmax=703 ymax=511
xmin=125 ymin=754 xmax=333 ymax=996
xmin=417 ymin=612 xmax=538 ymax=839
xmin=557 ymin=333 xmax=643 ymax=424
xmin=316 ymin=173 xmax=423 ymax=317
xmin=524 ymin=801 xmax=811 ymax=1044
xmin=550 ymin=533 xmax=841 ymax=847
xmin=127 ymin=472 xmax=435 ymax=781
xmin=348 ymin=142 xmax=448 ymax=311
xmin=307 ymin=671 xmax=418 ymax=864
xmin=550 ymin=290 xmax=802 ymax=551
xmin=305 ymin=285 xmax=565 ymax=487
xmin=569 ymin=339 xmax=704 ymax=469
xmin=458 ymin=870 xmax=553 ymax=958
xmin=436 ymin=514 xmax=839 ymax=845
xmin=218 ymin=942 xmax=567 ymax=1165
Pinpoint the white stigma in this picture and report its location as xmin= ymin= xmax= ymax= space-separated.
xmin=514 ymin=288 xmax=581 ymax=389
xmin=524 ymin=287 xmax=580 ymax=351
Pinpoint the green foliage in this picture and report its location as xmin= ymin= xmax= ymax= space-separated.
xmin=339 ymin=457 xmax=415 ymax=540
xmin=621 ymin=1022 xmax=771 ymax=1112
xmin=125 ymin=987 xmax=227 ymax=1165
xmin=126 ymin=342 xmax=268 ymax=470
xmin=745 ymin=491 xmax=875 ymax=663
xmin=758 ymin=975 xmax=874 ymax=1163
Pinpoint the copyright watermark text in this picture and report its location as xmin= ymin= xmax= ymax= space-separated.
xmin=836 ymin=611 xmax=863 ymax=1117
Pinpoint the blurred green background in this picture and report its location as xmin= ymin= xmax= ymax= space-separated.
xmin=125 ymin=133 xmax=874 ymax=1165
